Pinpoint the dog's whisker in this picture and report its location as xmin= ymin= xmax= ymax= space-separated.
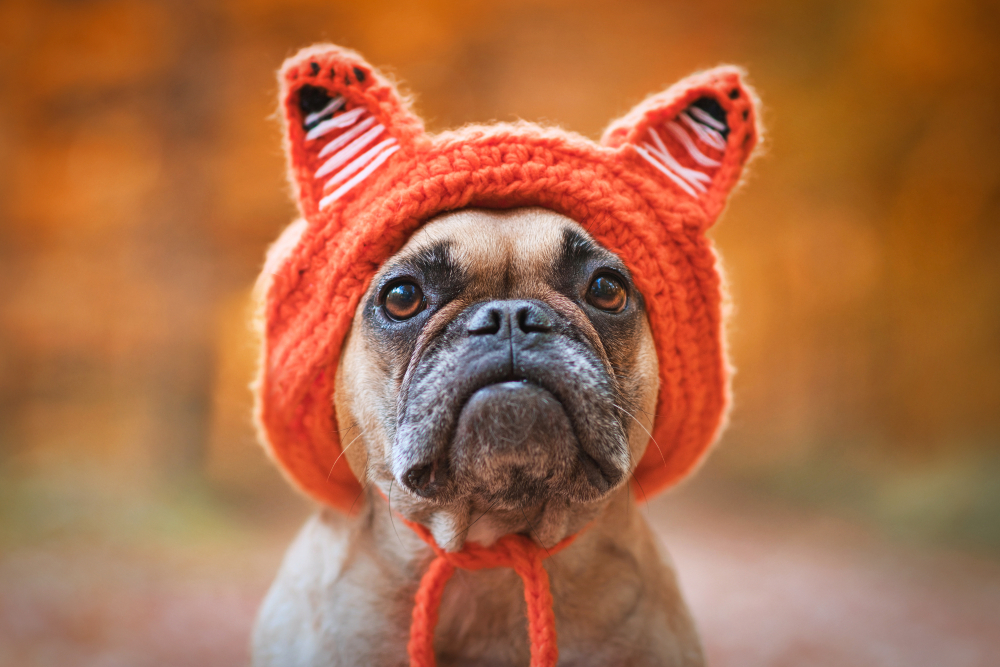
xmin=349 ymin=477 xmax=373 ymax=514
xmin=327 ymin=428 xmax=366 ymax=481
xmin=625 ymin=446 xmax=632 ymax=521
xmin=388 ymin=479 xmax=405 ymax=549
xmin=519 ymin=507 xmax=551 ymax=558
xmin=625 ymin=478 xmax=631 ymax=521
xmin=617 ymin=406 xmax=652 ymax=515
xmin=630 ymin=466 xmax=649 ymax=508
xmin=463 ymin=496 xmax=501 ymax=534
xmin=613 ymin=402 xmax=666 ymax=467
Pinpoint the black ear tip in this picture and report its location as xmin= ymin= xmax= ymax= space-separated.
xmin=691 ymin=97 xmax=726 ymax=124
xmin=690 ymin=97 xmax=730 ymax=138
xmin=298 ymin=84 xmax=332 ymax=114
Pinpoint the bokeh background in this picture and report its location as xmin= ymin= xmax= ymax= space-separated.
xmin=1 ymin=0 xmax=999 ymax=665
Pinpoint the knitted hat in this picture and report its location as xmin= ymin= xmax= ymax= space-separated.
xmin=255 ymin=44 xmax=760 ymax=513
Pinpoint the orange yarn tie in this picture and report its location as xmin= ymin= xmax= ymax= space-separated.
xmin=401 ymin=517 xmax=580 ymax=667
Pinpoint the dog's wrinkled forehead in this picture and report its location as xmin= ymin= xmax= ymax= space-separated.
xmin=373 ymin=207 xmax=627 ymax=295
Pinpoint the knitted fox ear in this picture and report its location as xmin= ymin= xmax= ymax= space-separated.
xmin=602 ymin=66 xmax=759 ymax=223
xmin=279 ymin=45 xmax=425 ymax=220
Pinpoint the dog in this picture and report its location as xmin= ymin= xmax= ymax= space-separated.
xmin=253 ymin=207 xmax=703 ymax=665
xmin=250 ymin=45 xmax=758 ymax=667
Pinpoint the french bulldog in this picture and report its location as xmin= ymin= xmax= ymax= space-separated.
xmin=252 ymin=207 xmax=704 ymax=666
xmin=251 ymin=42 xmax=760 ymax=667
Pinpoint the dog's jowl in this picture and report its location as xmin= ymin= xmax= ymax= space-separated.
xmin=252 ymin=44 xmax=759 ymax=667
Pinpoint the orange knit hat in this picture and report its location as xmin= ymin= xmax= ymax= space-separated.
xmin=255 ymin=44 xmax=759 ymax=513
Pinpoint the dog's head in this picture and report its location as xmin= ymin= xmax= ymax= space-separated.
xmin=254 ymin=46 xmax=761 ymax=544
xmin=334 ymin=207 xmax=658 ymax=549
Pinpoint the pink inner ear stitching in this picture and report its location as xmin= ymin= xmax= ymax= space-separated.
xmin=288 ymin=82 xmax=403 ymax=211
xmin=631 ymin=97 xmax=733 ymax=200
xmin=279 ymin=47 xmax=428 ymax=225
xmin=315 ymin=124 xmax=387 ymax=177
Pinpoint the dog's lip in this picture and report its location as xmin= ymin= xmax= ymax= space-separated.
xmin=451 ymin=374 xmax=575 ymax=439
xmin=450 ymin=377 xmax=618 ymax=485
xmin=468 ymin=378 xmax=544 ymax=394
xmin=452 ymin=380 xmax=619 ymax=499
xmin=448 ymin=373 xmax=618 ymax=481
xmin=454 ymin=375 xmax=563 ymax=418
xmin=398 ymin=349 xmax=629 ymax=501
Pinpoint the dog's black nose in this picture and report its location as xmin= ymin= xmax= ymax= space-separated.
xmin=466 ymin=300 xmax=554 ymax=336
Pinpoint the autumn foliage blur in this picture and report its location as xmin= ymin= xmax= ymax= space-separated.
xmin=0 ymin=0 xmax=998 ymax=549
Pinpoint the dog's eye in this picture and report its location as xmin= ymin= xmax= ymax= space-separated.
xmin=586 ymin=274 xmax=627 ymax=312
xmin=383 ymin=281 xmax=425 ymax=320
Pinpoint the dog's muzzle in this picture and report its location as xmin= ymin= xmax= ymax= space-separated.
xmin=393 ymin=299 xmax=630 ymax=507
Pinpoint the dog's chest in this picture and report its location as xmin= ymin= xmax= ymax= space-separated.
xmin=434 ymin=567 xmax=531 ymax=664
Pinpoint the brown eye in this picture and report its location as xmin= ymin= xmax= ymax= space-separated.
xmin=586 ymin=274 xmax=627 ymax=312
xmin=383 ymin=281 xmax=424 ymax=320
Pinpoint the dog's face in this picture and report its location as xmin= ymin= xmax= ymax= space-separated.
xmin=335 ymin=207 xmax=658 ymax=550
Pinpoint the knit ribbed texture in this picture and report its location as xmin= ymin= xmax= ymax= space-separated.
xmin=402 ymin=517 xmax=578 ymax=667
xmin=254 ymin=43 xmax=760 ymax=512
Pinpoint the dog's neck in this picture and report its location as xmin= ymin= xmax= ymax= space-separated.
xmin=374 ymin=478 xmax=614 ymax=553
xmin=362 ymin=482 xmax=636 ymax=564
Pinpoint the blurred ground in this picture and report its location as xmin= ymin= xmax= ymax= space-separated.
xmin=655 ymin=481 xmax=1000 ymax=667
xmin=2 ymin=0 xmax=999 ymax=549
xmin=2 ymin=476 xmax=999 ymax=667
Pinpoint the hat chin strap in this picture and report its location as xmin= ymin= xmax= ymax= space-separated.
xmin=394 ymin=507 xmax=584 ymax=667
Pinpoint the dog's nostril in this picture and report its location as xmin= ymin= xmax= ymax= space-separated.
xmin=517 ymin=305 xmax=552 ymax=334
xmin=404 ymin=462 xmax=438 ymax=495
xmin=466 ymin=301 xmax=552 ymax=336
xmin=467 ymin=308 xmax=502 ymax=335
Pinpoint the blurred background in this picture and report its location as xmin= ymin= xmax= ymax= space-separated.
xmin=1 ymin=0 xmax=998 ymax=665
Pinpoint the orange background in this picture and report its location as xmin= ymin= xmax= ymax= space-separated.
xmin=1 ymin=0 xmax=999 ymax=664
xmin=3 ymin=0 xmax=998 ymax=545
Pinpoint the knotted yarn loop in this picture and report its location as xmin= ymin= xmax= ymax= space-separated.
xmin=401 ymin=516 xmax=581 ymax=667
